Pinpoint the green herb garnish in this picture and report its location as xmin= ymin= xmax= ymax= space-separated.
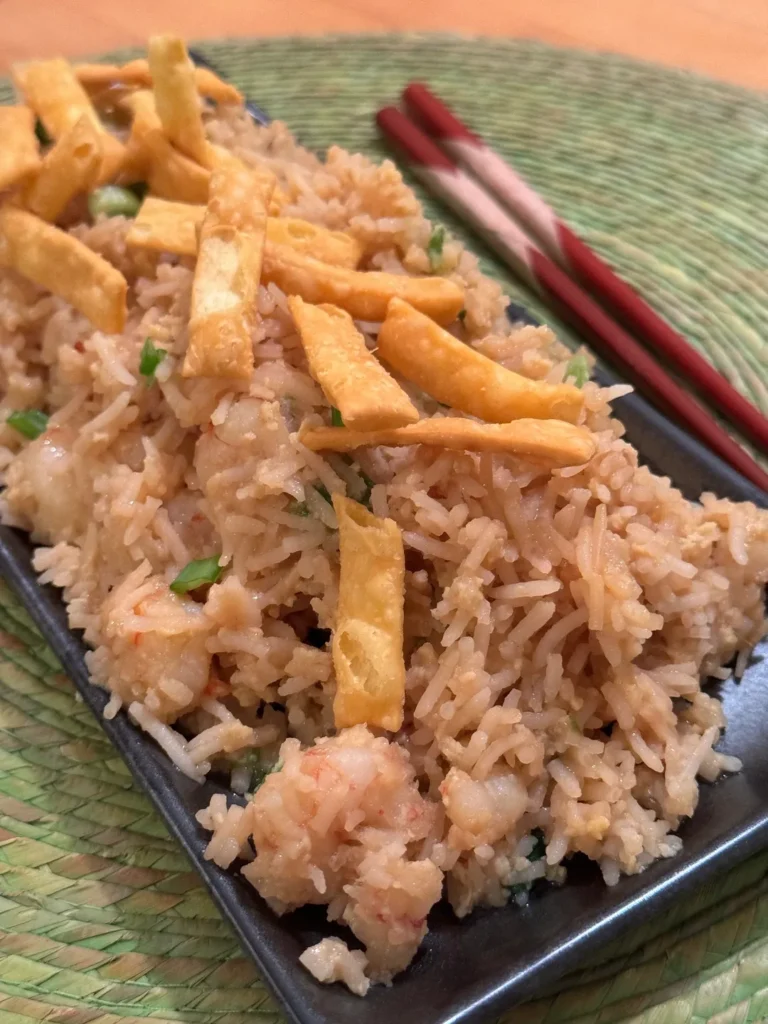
xmin=88 ymin=185 xmax=142 ymax=220
xmin=288 ymin=500 xmax=311 ymax=517
xmin=170 ymin=556 xmax=222 ymax=594
xmin=359 ymin=468 xmax=375 ymax=510
xmin=235 ymin=750 xmax=283 ymax=790
xmin=528 ymin=829 xmax=546 ymax=862
xmin=427 ymin=224 xmax=446 ymax=271
xmin=139 ymin=338 xmax=167 ymax=383
xmin=330 ymin=407 xmax=344 ymax=427
xmin=507 ymin=881 xmax=532 ymax=897
xmin=564 ymin=353 xmax=590 ymax=388
xmin=7 ymin=409 xmax=48 ymax=440
xmin=507 ymin=830 xmax=547 ymax=898
xmin=569 ymin=714 xmax=582 ymax=733
xmin=289 ymin=483 xmax=337 ymax=518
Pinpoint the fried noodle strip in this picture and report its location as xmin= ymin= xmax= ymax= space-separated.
xmin=299 ymin=417 xmax=597 ymax=467
xmin=21 ymin=115 xmax=102 ymax=221
xmin=262 ymin=244 xmax=464 ymax=325
xmin=126 ymin=196 xmax=203 ymax=256
xmin=148 ymin=35 xmax=210 ymax=166
xmin=289 ymin=297 xmax=419 ymax=431
xmin=75 ymin=59 xmax=243 ymax=104
xmin=126 ymin=196 xmax=360 ymax=267
xmin=12 ymin=57 xmax=125 ymax=183
xmin=184 ymin=160 xmax=275 ymax=378
xmin=0 ymin=207 xmax=127 ymax=333
xmin=122 ymin=90 xmax=210 ymax=202
xmin=0 ymin=107 xmax=41 ymax=191
xmin=332 ymin=495 xmax=406 ymax=732
xmin=378 ymin=298 xmax=584 ymax=423
xmin=266 ymin=218 xmax=361 ymax=269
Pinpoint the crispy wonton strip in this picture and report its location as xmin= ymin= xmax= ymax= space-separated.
xmin=262 ymin=244 xmax=464 ymax=325
xmin=12 ymin=58 xmax=125 ymax=183
xmin=300 ymin=417 xmax=596 ymax=467
xmin=378 ymin=298 xmax=584 ymax=424
xmin=75 ymin=59 xmax=243 ymax=104
xmin=22 ymin=115 xmax=102 ymax=221
xmin=184 ymin=162 xmax=275 ymax=378
xmin=126 ymin=196 xmax=360 ymax=267
xmin=0 ymin=107 xmax=41 ymax=191
xmin=123 ymin=90 xmax=210 ymax=202
xmin=332 ymin=495 xmax=405 ymax=732
xmin=119 ymin=89 xmax=156 ymax=183
xmin=265 ymin=218 xmax=361 ymax=269
xmin=0 ymin=208 xmax=127 ymax=333
xmin=144 ymin=135 xmax=210 ymax=204
xmin=127 ymin=196 xmax=203 ymax=256
xmin=208 ymin=145 xmax=286 ymax=214
xmin=289 ymin=297 xmax=419 ymax=431
xmin=148 ymin=36 xmax=210 ymax=166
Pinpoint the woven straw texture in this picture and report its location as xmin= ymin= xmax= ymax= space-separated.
xmin=0 ymin=34 xmax=767 ymax=1024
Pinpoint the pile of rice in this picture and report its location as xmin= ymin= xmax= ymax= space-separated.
xmin=1 ymin=106 xmax=766 ymax=997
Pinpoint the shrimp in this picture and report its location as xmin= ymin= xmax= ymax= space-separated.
xmin=441 ymin=767 xmax=528 ymax=851
xmin=4 ymin=426 xmax=89 ymax=542
xmin=200 ymin=725 xmax=444 ymax=982
xmin=100 ymin=571 xmax=212 ymax=719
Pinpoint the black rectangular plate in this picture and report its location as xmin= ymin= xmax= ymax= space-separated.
xmin=0 ymin=366 xmax=765 ymax=1024
xmin=1 ymin=54 xmax=767 ymax=1024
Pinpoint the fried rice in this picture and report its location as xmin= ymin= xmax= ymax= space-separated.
xmin=0 ymin=101 xmax=766 ymax=996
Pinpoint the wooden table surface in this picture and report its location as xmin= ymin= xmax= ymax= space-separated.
xmin=0 ymin=0 xmax=766 ymax=89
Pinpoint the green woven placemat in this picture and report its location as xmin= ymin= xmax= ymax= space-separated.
xmin=1 ymin=34 xmax=768 ymax=1024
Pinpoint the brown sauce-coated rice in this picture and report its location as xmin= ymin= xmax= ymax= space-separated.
xmin=0 ymin=108 xmax=766 ymax=993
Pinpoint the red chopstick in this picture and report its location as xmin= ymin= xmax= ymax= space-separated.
xmin=375 ymin=106 xmax=768 ymax=493
xmin=402 ymin=82 xmax=768 ymax=459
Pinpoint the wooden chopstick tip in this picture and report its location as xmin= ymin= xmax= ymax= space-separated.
xmin=376 ymin=105 xmax=456 ymax=170
xmin=402 ymin=81 xmax=479 ymax=144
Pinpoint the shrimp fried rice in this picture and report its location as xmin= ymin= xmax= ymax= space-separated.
xmin=1 ymin=40 xmax=767 ymax=997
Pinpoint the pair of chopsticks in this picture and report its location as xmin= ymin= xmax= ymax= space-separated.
xmin=376 ymin=85 xmax=768 ymax=493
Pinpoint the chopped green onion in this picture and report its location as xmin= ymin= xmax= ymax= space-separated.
xmin=289 ymin=483 xmax=336 ymax=518
xmin=235 ymin=749 xmax=261 ymax=772
xmin=427 ymin=224 xmax=446 ymax=271
xmin=564 ymin=353 xmax=590 ymax=388
xmin=34 ymin=119 xmax=51 ymax=146
xmin=256 ymin=757 xmax=283 ymax=788
xmin=569 ymin=713 xmax=582 ymax=733
xmin=139 ymin=338 xmax=167 ymax=383
xmin=528 ymin=829 xmax=546 ymax=862
xmin=7 ymin=409 xmax=48 ymax=440
xmin=457 ymin=308 xmax=467 ymax=323
xmin=288 ymin=500 xmax=311 ymax=517
xmin=330 ymin=407 xmax=344 ymax=427
xmin=507 ymin=881 xmax=532 ymax=897
xmin=170 ymin=556 xmax=222 ymax=594
xmin=235 ymin=749 xmax=283 ymax=790
xmin=88 ymin=185 xmax=142 ymax=220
